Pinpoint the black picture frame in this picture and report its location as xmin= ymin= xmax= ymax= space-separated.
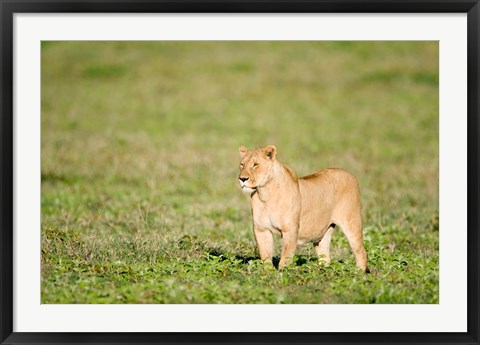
xmin=1 ymin=1 xmax=479 ymax=344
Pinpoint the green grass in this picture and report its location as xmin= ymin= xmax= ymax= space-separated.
xmin=41 ymin=41 xmax=439 ymax=304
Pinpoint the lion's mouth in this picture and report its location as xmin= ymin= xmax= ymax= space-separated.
xmin=241 ymin=185 xmax=257 ymax=195
xmin=239 ymin=181 xmax=257 ymax=189
xmin=239 ymin=182 xmax=257 ymax=194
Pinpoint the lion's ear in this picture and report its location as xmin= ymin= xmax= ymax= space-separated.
xmin=239 ymin=145 xmax=248 ymax=158
xmin=263 ymin=145 xmax=277 ymax=160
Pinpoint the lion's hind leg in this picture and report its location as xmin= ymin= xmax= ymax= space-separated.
xmin=337 ymin=215 xmax=369 ymax=273
xmin=313 ymin=225 xmax=335 ymax=266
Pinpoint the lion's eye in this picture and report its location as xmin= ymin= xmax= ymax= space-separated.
xmin=240 ymin=163 xmax=244 ymax=168
xmin=253 ymin=162 xmax=259 ymax=168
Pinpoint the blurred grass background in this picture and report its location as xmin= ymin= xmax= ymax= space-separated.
xmin=41 ymin=41 xmax=438 ymax=303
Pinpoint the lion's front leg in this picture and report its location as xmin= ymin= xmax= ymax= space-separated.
xmin=278 ymin=226 xmax=298 ymax=269
xmin=253 ymin=225 xmax=274 ymax=265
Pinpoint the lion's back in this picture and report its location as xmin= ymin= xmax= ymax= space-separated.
xmin=299 ymin=167 xmax=361 ymax=213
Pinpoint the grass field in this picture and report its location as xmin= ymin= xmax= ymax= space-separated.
xmin=41 ymin=41 xmax=439 ymax=304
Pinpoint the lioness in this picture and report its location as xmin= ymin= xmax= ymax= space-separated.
xmin=238 ymin=145 xmax=368 ymax=272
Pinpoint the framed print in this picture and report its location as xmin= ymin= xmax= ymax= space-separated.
xmin=1 ymin=1 xmax=479 ymax=345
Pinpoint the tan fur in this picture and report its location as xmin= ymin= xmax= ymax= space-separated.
xmin=238 ymin=145 xmax=368 ymax=272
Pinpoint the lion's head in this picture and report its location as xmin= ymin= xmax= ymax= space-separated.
xmin=238 ymin=145 xmax=277 ymax=194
